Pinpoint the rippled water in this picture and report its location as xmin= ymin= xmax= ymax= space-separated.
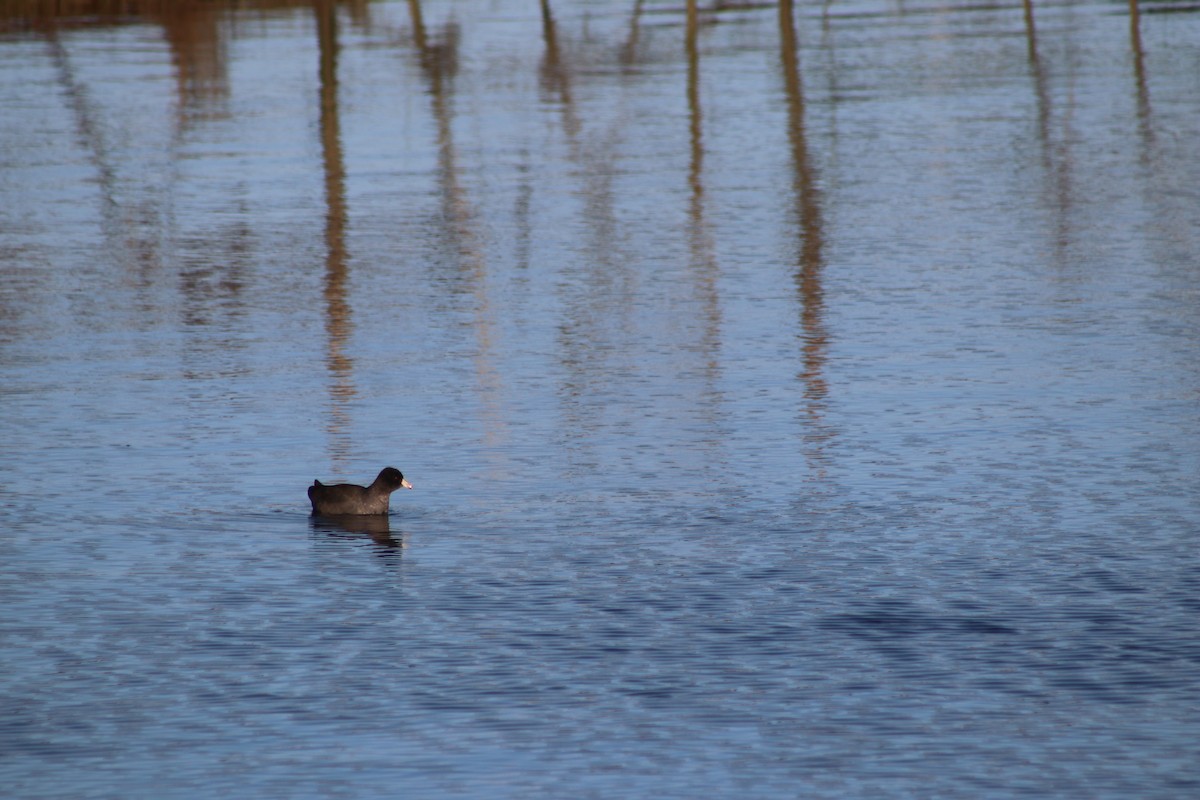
xmin=2 ymin=1 xmax=1198 ymax=797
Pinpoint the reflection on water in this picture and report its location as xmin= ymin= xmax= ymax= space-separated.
xmin=778 ymin=0 xmax=829 ymax=473
xmin=316 ymin=0 xmax=355 ymax=468
xmin=311 ymin=513 xmax=404 ymax=549
xmin=2 ymin=1 xmax=1199 ymax=797
xmin=684 ymin=0 xmax=723 ymax=468
xmin=1127 ymin=0 xmax=1153 ymax=138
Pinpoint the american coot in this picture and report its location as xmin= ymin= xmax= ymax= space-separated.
xmin=308 ymin=467 xmax=413 ymax=516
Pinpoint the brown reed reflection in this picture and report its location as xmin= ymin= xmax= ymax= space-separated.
xmin=778 ymin=0 xmax=832 ymax=474
xmin=619 ymin=0 xmax=646 ymax=72
xmin=538 ymin=0 xmax=579 ymax=142
xmin=41 ymin=5 xmax=261 ymax=339
xmin=44 ymin=27 xmax=123 ymax=255
xmin=537 ymin=0 xmax=593 ymax=454
xmin=315 ymin=0 xmax=355 ymax=468
xmin=1124 ymin=1 xmax=1188 ymax=270
xmin=538 ymin=0 xmax=638 ymax=466
xmin=1021 ymin=0 xmax=1075 ymax=260
xmin=407 ymin=1 xmax=509 ymax=458
xmin=406 ymin=0 xmax=468 ymax=252
xmin=157 ymin=3 xmax=228 ymax=120
xmin=44 ymin=22 xmax=174 ymax=302
xmin=1127 ymin=0 xmax=1154 ymax=149
xmin=685 ymin=0 xmax=721 ymax=396
xmin=1021 ymin=0 xmax=1049 ymax=151
xmin=538 ymin=0 xmax=584 ymax=455
xmin=1 ymin=0 xmax=329 ymax=33
xmin=21 ymin=3 xmax=233 ymax=120
xmin=685 ymin=0 xmax=703 ymax=206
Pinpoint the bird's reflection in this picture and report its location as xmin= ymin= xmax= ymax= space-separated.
xmin=309 ymin=514 xmax=406 ymax=551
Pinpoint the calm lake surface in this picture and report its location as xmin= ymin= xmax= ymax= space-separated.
xmin=2 ymin=0 xmax=1198 ymax=796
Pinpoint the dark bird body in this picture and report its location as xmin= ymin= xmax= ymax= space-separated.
xmin=308 ymin=467 xmax=413 ymax=516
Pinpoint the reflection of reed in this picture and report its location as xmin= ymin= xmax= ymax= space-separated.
xmin=406 ymin=1 xmax=468 ymax=260
xmin=539 ymin=0 xmax=623 ymax=268
xmin=33 ymin=3 xmax=232 ymax=123
xmin=538 ymin=0 xmax=579 ymax=140
xmin=1125 ymin=1 xmax=1184 ymax=270
xmin=156 ymin=3 xmax=228 ymax=120
xmin=686 ymin=0 xmax=702 ymax=197
xmin=685 ymin=0 xmax=721 ymax=392
xmin=779 ymin=0 xmax=831 ymax=472
xmin=1021 ymin=0 xmax=1074 ymax=258
xmin=47 ymin=8 xmax=260 ymax=340
xmin=45 ymin=25 xmax=172 ymax=292
xmin=539 ymin=0 xmax=634 ymax=466
xmin=45 ymin=28 xmax=123 ymax=254
xmin=1021 ymin=0 xmax=1051 ymax=170
xmin=1127 ymin=0 xmax=1154 ymax=148
xmin=315 ymin=0 xmax=355 ymax=467
xmin=618 ymin=0 xmax=645 ymax=72
xmin=2 ymin=0 xmax=323 ymax=25
xmin=407 ymin=1 xmax=508 ymax=458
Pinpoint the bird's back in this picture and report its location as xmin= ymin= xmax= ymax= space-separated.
xmin=308 ymin=480 xmax=385 ymax=515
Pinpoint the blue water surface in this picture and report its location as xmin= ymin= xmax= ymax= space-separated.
xmin=1 ymin=1 xmax=1198 ymax=797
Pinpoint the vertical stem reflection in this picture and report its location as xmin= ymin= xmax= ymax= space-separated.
xmin=1022 ymin=0 xmax=1073 ymax=258
xmin=778 ymin=0 xmax=831 ymax=472
xmin=407 ymin=0 xmax=508 ymax=463
xmin=315 ymin=0 xmax=354 ymax=470
xmin=685 ymin=0 xmax=721 ymax=394
xmin=1128 ymin=0 xmax=1154 ymax=149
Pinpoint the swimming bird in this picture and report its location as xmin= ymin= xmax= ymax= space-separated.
xmin=308 ymin=467 xmax=413 ymax=516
